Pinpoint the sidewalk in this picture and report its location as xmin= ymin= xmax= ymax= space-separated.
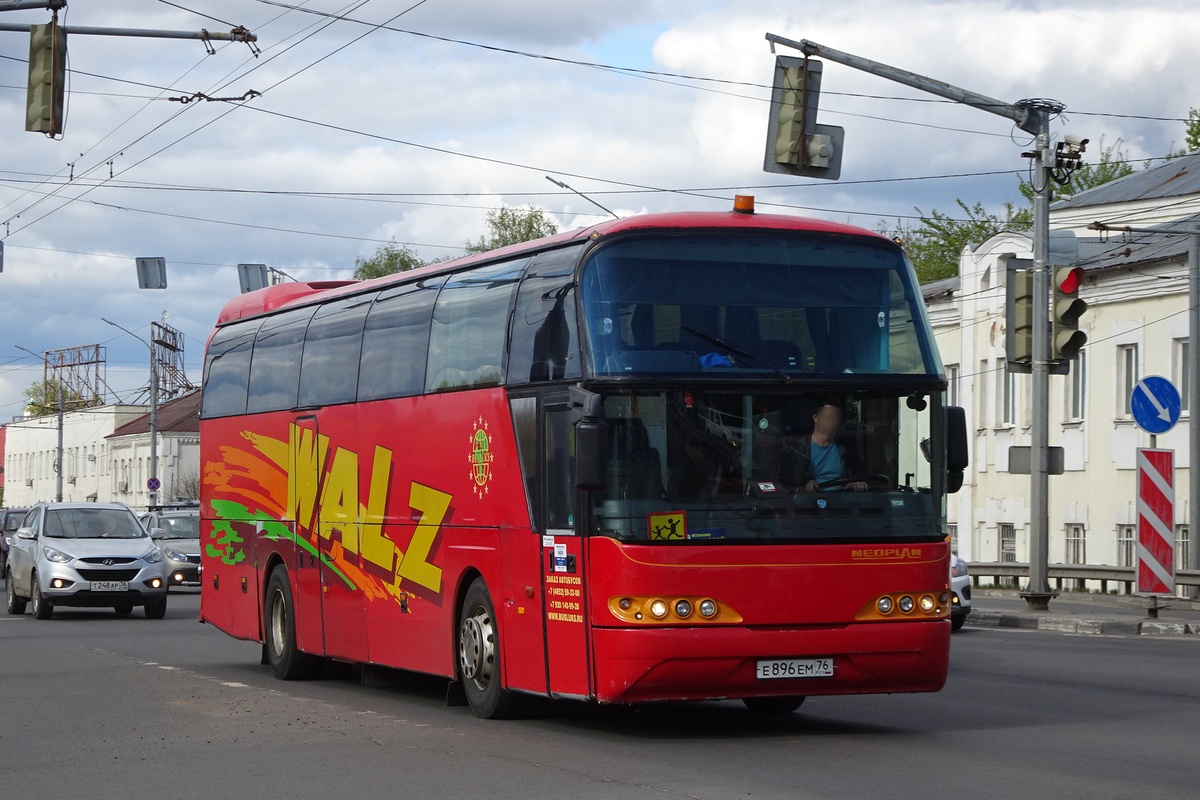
xmin=966 ymin=588 xmax=1200 ymax=636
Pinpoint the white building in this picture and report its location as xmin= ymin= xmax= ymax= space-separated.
xmin=925 ymin=153 xmax=1200 ymax=590
xmin=3 ymin=391 xmax=201 ymax=510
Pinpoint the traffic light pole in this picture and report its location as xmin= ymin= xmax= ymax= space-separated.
xmin=1026 ymin=121 xmax=1056 ymax=610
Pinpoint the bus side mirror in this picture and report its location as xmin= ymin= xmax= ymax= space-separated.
xmin=946 ymin=405 xmax=968 ymax=494
xmin=575 ymin=418 xmax=608 ymax=492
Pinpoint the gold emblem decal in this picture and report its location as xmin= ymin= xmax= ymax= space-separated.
xmin=469 ymin=417 xmax=494 ymax=498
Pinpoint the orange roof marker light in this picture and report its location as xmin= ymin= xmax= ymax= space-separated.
xmin=732 ymin=195 xmax=755 ymax=214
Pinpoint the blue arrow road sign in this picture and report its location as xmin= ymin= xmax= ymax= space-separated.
xmin=1130 ymin=375 xmax=1181 ymax=435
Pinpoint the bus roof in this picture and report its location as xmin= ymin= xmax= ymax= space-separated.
xmin=215 ymin=210 xmax=888 ymax=326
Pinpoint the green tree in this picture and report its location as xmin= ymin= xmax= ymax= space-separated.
xmin=883 ymin=199 xmax=1031 ymax=284
xmin=465 ymin=205 xmax=559 ymax=254
xmin=23 ymin=378 xmax=85 ymax=417
xmin=1185 ymin=107 xmax=1200 ymax=153
xmin=352 ymin=237 xmax=427 ymax=279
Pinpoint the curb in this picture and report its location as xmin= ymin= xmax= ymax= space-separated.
xmin=966 ymin=610 xmax=1200 ymax=636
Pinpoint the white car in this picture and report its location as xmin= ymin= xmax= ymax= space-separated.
xmin=5 ymin=502 xmax=169 ymax=620
xmin=950 ymin=553 xmax=972 ymax=631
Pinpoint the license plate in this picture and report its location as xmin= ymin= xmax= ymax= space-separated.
xmin=755 ymin=658 xmax=834 ymax=680
xmin=90 ymin=580 xmax=129 ymax=592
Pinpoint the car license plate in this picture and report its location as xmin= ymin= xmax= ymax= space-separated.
xmin=91 ymin=580 xmax=129 ymax=592
xmin=755 ymin=658 xmax=834 ymax=680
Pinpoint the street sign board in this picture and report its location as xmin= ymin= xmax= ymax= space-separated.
xmin=147 ymin=477 xmax=161 ymax=492
xmin=1135 ymin=448 xmax=1175 ymax=596
xmin=1130 ymin=376 xmax=1181 ymax=435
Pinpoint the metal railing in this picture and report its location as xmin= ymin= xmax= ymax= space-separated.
xmin=969 ymin=562 xmax=1200 ymax=596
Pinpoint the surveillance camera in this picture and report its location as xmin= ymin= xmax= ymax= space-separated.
xmin=1063 ymin=135 xmax=1089 ymax=149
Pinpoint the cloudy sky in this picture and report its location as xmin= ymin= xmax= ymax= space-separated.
xmin=0 ymin=0 xmax=1196 ymax=419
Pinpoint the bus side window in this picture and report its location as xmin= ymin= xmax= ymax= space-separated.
xmin=358 ymin=278 xmax=444 ymax=402
xmin=298 ymin=293 xmax=376 ymax=408
xmin=426 ymin=259 xmax=528 ymax=392
xmin=201 ymin=319 xmax=262 ymax=419
xmin=246 ymin=306 xmax=316 ymax=414
xmin=544 ymin=405 xmax=575 ymax=530
xmin=508 ymin=249 xmax=583 ymax=386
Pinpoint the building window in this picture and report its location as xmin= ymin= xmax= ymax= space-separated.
xmin=1177 ymin=525 xmax=1190 ymax=572
xmin=978 ymin=360 xmax=989 ymax=428
xmin=946 ymin=364 xmax=960 ymax=408
xmin=1000 ymin=367 xmax=1016 ymax=426
xmin=1065 ymin=524 xmax=1087 ymax=565
xmin=1118 ymin=344 xmax=1138 ymax=417
xmin=1067 ymin=348 xmax=1087 ymax=421
xmin=947 ymin=523 xmax=959 ymax=553
xmin=1117 ymin=524 xmax=1135 ymax=568
xmin=1174 ymin=339 xmax=1190 ymax=413
xmin=999 ymin=523 xmax=1017 ymax=562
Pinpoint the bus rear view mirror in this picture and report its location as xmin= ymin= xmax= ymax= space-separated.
xmin=575 ymin=418 xmax=608 ymax=492
xmin=946 ymin=406 xmax=968 ymax=494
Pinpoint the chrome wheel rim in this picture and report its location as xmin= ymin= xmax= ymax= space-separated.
xmin=30 ymin=578 xmax=40 ymax=614
xmin=458 ymin=604 xmax=496 ymax=691
xmin=6 ymin=573 xmax=13 ymax=607
xmin=269 ymin=589 xmax=287 ymax=659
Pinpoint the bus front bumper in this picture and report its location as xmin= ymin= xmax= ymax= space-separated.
xmin=589 ymin=619 xmax=950 ymax=704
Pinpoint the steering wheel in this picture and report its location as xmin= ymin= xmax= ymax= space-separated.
xmin=816 ymin=474 xmax=892 ymax=491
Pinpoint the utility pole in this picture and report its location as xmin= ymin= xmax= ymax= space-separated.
xmin=1190 ymin=229 xmax=1200 ymax=598
xmin=55 ymin=384 xmax=63 ymax=502
xmin=102 ymin=318 xmax=159 ymax=509
xmin=765 ymin=33 xmax=1060 ymax=609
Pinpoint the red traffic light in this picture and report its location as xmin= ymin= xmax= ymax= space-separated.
xmin=1056 ymin=265 xmax=1084 ymax=294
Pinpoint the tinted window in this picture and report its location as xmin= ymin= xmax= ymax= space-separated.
xmin=359 ymin=278 xmax=444 ymax=401
xmin=247 ymin=307 xmax=316 ymax=414
xmin=298 ymin=293 xmax=375 ymax=407
xmin=201 ymin=320 xmax=262 ymax=418
xmin=427 ymin=260 xmax=527 ymax=392
xmin=581 ymin=234 xmax=940 ymax=377
xmin=508 ymin=248 xmax=583 ymax=385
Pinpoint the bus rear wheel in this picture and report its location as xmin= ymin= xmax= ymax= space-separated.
xmin=264 ymin=566 xmax=319 ymax=680
xmin=743 ymin=696 xmax=806 ymax=713
xmin=457 ymin=578 xmax=520 ymax=719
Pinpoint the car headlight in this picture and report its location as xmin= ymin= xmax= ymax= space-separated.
xmin=951 ymin=556 xmax=969 ymax=578
xmin=143 ymin=549 xmax=164 ymax=564
xmin=161 ymin=547 xmax=188 ymax=562
xmin=43 ymin=546 xmax=72 ymax=563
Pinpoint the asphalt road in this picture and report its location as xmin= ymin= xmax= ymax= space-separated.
xmin=1 ymin=587 xmax=1197 ymax=800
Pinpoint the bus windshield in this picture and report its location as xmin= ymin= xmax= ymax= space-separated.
xmin=589 ymin=388 xmax=943 ymax=545
xmin=580 ymin=233 xmax=940 ymax=378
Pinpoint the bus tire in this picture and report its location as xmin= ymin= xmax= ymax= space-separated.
xmin=264 ymin=566 xmax=319 ymax=680
xmin=6 ymin=568 xmax=27 ymax=615
xmin=742 ymin=696 xmax=805 ymax=713
xmin=457 ymin=577 xmax=520 ymax=719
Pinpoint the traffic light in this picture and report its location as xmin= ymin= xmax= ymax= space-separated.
xmin=1051 ymin=265 xmax=1088 ymax=360
xmin=1004 ymin=256 xmax=1033 ymax=372
xmin=762 ymin=56 xmax=843 ymax=180
xmin=26 ymin=20 xmax=67 ymax=136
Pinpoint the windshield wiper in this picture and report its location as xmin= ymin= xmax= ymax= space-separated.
xmin=681 ymin=325 xmax=792 ymax=383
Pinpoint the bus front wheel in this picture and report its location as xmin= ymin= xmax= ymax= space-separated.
xmin=264 ymin=566 xmax=320 ymax=680
xmin=457 ymin=578 xmax=520 ymax=719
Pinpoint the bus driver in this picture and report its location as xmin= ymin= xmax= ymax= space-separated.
xmin=779 ymin=397 xmax=869 ymax=493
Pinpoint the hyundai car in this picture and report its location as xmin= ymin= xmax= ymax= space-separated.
xmin=5 ymin=502 xmax=169 ymax=619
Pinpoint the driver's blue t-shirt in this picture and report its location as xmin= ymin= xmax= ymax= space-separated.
xmin=809 ymin=440 xmax=843 ymax=484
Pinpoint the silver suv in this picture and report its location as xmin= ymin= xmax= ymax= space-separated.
xmin=5 ymin=502 xmax=169 ymax=620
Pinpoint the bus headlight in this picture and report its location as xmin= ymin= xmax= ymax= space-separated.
xmin=698 ymin=599 xmax=717 ymax=618
xmin=877 ymin=596 xmax=893 ymax=614
xmin=918 ymin=595 xmax=936 ymax=613
xmin=898 ymin=595 xmax=915 ymax=613
xmin=674 ymin=599 xmax=692 ymax=618
xmin=648 ymin=599 xmax=669 ymax=619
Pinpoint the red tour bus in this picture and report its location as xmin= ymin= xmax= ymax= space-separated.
xmin=199 ymin=198 xmax=968 ymax=718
